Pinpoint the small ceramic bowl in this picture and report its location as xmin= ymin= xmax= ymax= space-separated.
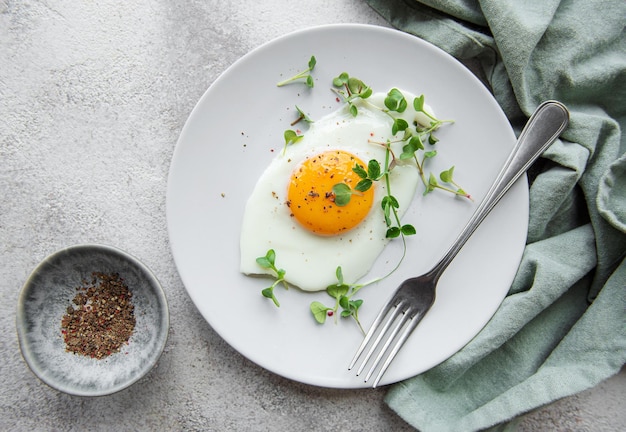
xmin=16 ymin=244 xmax=169 ymax=396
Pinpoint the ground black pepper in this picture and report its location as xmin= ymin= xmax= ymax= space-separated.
xmin=61 ymin=272 xmax=136 ymax=359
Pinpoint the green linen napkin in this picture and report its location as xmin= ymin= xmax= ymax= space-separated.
xmin=363 ymin=0 xmax=626 ymax=431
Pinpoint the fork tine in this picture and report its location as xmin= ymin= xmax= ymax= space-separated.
xmin=355 ymin=303 xmax=403 ymax=376
xmin=370 ymin=311 xmax=424 ymax=388
xmin=363 ymin=309 xmax=412 ymax=382
xmin=348 ymin=297 xmax=400 ymax=371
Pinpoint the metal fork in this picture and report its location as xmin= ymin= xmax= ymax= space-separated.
xmin=349 ymin=100 xmax=570 ymax=387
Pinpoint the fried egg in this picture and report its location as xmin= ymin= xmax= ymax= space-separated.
xmin=240 ymin=91 xmax=428 ymax=291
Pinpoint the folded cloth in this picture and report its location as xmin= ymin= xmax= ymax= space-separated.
xmin=363 ymin=0 xmax=626 ymax=431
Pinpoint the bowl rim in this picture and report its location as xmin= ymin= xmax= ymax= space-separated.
xmin=16 ymin=243 xmax=170 ymax=396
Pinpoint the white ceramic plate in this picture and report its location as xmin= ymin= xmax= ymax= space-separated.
xmin=167 ymin=24 xmax=527 ymax=388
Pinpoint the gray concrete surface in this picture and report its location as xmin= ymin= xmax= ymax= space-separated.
xmin=1 ymin=0 xmax=624 ymax=430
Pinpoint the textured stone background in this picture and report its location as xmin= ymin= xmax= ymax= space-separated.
xmin=1 ymin=0 xmax=624 ymax=430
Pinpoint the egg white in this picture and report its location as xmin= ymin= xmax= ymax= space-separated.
xmin=240 ymin=92 xmax=426 ymax=291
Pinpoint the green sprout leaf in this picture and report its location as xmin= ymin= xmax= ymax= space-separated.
xmin=367 ymin=159 xmax=381 ymax=180
xmin=256 ymin=249 xmax=276 ymax=268
xmin=335 ymin=266 xmax=345 ymax=285
xmin=436 ymin=166 xmax=472 ymax=199
xmin=392 ymin=118 xmax=409 ymax=135
xmin=332 ymin=72 xmax=349 ymax=87
xmin=425 ymin=172 xmax=438 ymax=194
xmin=413 ymin=94 xmax=425 ymax=112
xmin=381 ymin=195 xmax=399 ymax=210
xmin=310 ymin=301 xmax=331 ymax=324
xmin=401 ymin=224 xmax=416 ymax=236
xmin=346 ymin=77 xmax=372 ymax=98
xmin=284 ymin=129 xmax=303 ymax=145
xmin=353 ymin=164 xmax=368 ymax=179
xmin=291 ymin=105 xmax=314 ymax=126
xmin=327 ymin=283 xmax=350 ymax=300
xmin=440 ymin=166 xmax=455 ymax=183
xmin=262 ymin=287 xmax=280 ymax=307
xmin=257 ymin=249 xmax=288 ymax=307
xmin=354 ymin=178 xmax=373 ymax=192
xmin=384 ymin=88 xmax=408 ymax=113
xmin=400 ymin=135 xmax=425 ymax=160
xmin=386 ymin=227 xmax=401 ymax=238
xmin=423 ymin=150 xmax=437 ymax=160
xmin=332 ymin=183 xmax=354 ymax=206
xmin=347 ymin=77 xmax=361 ymax=94
xmin=332 ymin=73 xmax=372 ymax=117
xmin=283 ymin=129 xmax=303 ymax=154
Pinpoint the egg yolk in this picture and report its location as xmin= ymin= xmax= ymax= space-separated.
xmin=287 ymin=150 xmax=375 ymax=236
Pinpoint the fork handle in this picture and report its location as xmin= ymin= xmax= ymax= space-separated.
xmin=429 ymin=100 xmax=570 ymax=279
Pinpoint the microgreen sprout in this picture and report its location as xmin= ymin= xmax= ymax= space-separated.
xmin=414 ymin=94 xmax=451 ymax=126
xmin=436 ymin=166 xmax=471 ymax=198
xmin=256 ymin=249 xmax=288 ymax=307
xmin=333 ymin=142 xmax=415 ymax=239
xmin=354 ymin=159 xmax=383 ymax=190
xmin=331 ymin=159 xmax=382 ymax=206
xmin=398 ymin=128 xmax=471 ymax=199
xmin=291 ymin=105 xmax=314 ymax=126
xmin=331 ymin=183 xmax=357 ymax=206
xmin=377 ymin=88 xmax=469 ymax=199
xmin=283 ymin=129 xmax=303 ymax=155
xmin=332 ymin=73 xmax=373 ymax=116
xmin=380 ymin=142 xmax=417 ymax=239
xmin=332 ymin=159 xmax=381 ymax=206
xmin=384 ymin=88 xmax=410 ymax=134
xmin=310 ymin=267 xmax=365 ymax=333
xmin=384 ymin=88 xmax=408 ymax=112
xmin=277 ymin=55 xmax=317 ymax=88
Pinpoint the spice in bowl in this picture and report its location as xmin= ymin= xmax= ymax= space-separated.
xmin=61 ymin=272 xmax=136 ymax=359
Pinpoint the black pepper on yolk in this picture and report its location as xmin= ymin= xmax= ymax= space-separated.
xmin=287 ymin=150 xmax=375 ymax=236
